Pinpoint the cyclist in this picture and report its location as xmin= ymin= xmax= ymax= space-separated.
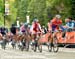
xmin=30 ymin=19 xmax=42 ymax=35
xmin=30 ymin=19 xmax=42 ymax=45
xmin=65 ymin=17 xmax=74 ymax=32
xmin=10 ymin=24 xmax=16 ymax=35
xmin=51 ymin=15 xmax=65 ymax=32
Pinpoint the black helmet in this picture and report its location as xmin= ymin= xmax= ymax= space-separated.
xmin=24 ymin=22 xmax=28 ymax=28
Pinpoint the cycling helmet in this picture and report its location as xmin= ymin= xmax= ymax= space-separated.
xmin=24 ymin=22 xmax=28 ymax=28
xmin=55 ymin=15 xmax=61 ymax=19
xmin=33 ymin=19 xmax=39 ymax=22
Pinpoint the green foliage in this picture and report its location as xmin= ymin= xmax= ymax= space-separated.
xmin=71 ymin=0 xmax=75 ymax=19
xmin=0 ymin=0 xmax=4 ymax=26
xmin=0 ymin=0 xmax=74 ymax=27
xmin=16 ymin=0 xmax=72 ymax=26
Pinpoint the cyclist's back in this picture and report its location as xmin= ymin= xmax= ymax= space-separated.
xmin=10 ymin=24 xmax=16 ymax=35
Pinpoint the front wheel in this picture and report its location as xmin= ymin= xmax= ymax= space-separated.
xmin=38 ymin=44 xmax=42 ymax=52
xmin=53 ymin=38 xmax=59 ymax=52
xmin=33 ymin=40 xmax=38 ymax=52
xmin=25 ymin=41 xmax=29 ymax=51
xmin=48 ymin=43 xmax=52 ymax=52
xmin=33 ymin=44 xmax=37 ymax=52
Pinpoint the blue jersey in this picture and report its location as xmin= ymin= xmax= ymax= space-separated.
xmin=66 ymin=21 xmax=74 ymax=29
xmin=73 ymin=21 xmax=75 ymax=27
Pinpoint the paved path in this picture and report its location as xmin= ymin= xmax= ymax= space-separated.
xmin=0 ymin=44 xmax=75 ymax=59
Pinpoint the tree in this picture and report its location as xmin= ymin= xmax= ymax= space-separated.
xmin=0 ymin=0 xmax=4 ymax=25
xmin=71 ymin=0 xmax=75 ymax=19
xmin=0 ymin=0 xmax=73 ymax=26
xmin=46 ymin=0 xmax=72 ymax=22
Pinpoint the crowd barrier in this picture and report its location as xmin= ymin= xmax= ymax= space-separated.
xmin=39 ymin=31 xmax=75 ymax=44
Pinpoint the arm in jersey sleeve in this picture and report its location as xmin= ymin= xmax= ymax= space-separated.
xmin=30 ymin=25 xmax=34 ymax=32
xmin=66 ymin=23 xmax=69 ymax=28
xmin=48 ymin=23 xmax=52 ymax=31
xmin=38 ymin=23 xmax=42 ymax=32
xmin=59 ymin=20 xmax=62 ymax=25
xmin=69 ymin=23 xmax=74 ymax=29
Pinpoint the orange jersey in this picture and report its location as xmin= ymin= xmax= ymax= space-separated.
xmin=51 ymin=18 xmax=62 ymax=26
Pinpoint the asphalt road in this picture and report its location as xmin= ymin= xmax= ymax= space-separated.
xmin=0 ymin=44 xmax=75 ymax=59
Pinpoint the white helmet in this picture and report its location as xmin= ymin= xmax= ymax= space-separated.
xmin=55 ymin=15 xmax=61 ymax=18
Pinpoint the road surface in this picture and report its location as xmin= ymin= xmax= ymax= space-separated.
xmin=0 ymin=44 xmax=75 ymax=59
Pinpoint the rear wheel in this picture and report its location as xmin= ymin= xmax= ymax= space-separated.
xmin=21 ymin=46 xmax=25 ymax=51
xmin=20 ymin=41 xmax=25 ymax=51
xmin=11 ymin=41 xmax=16 ymax=49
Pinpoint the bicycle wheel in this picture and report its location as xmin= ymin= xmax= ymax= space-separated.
xmin=53 ymin=37 xmax=59 ymax=52
xmin=38 ymin=44 xmax=42 ymax=52
xmin=33 ymin=40 xmax=37 ymax=52
xmin=25 ymin=41 xmax=29 ymax=51
xmin=48 ymin=43 xmax=52 ymax=52
xmin=34 ymin=45 xmax=37 ymax=52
